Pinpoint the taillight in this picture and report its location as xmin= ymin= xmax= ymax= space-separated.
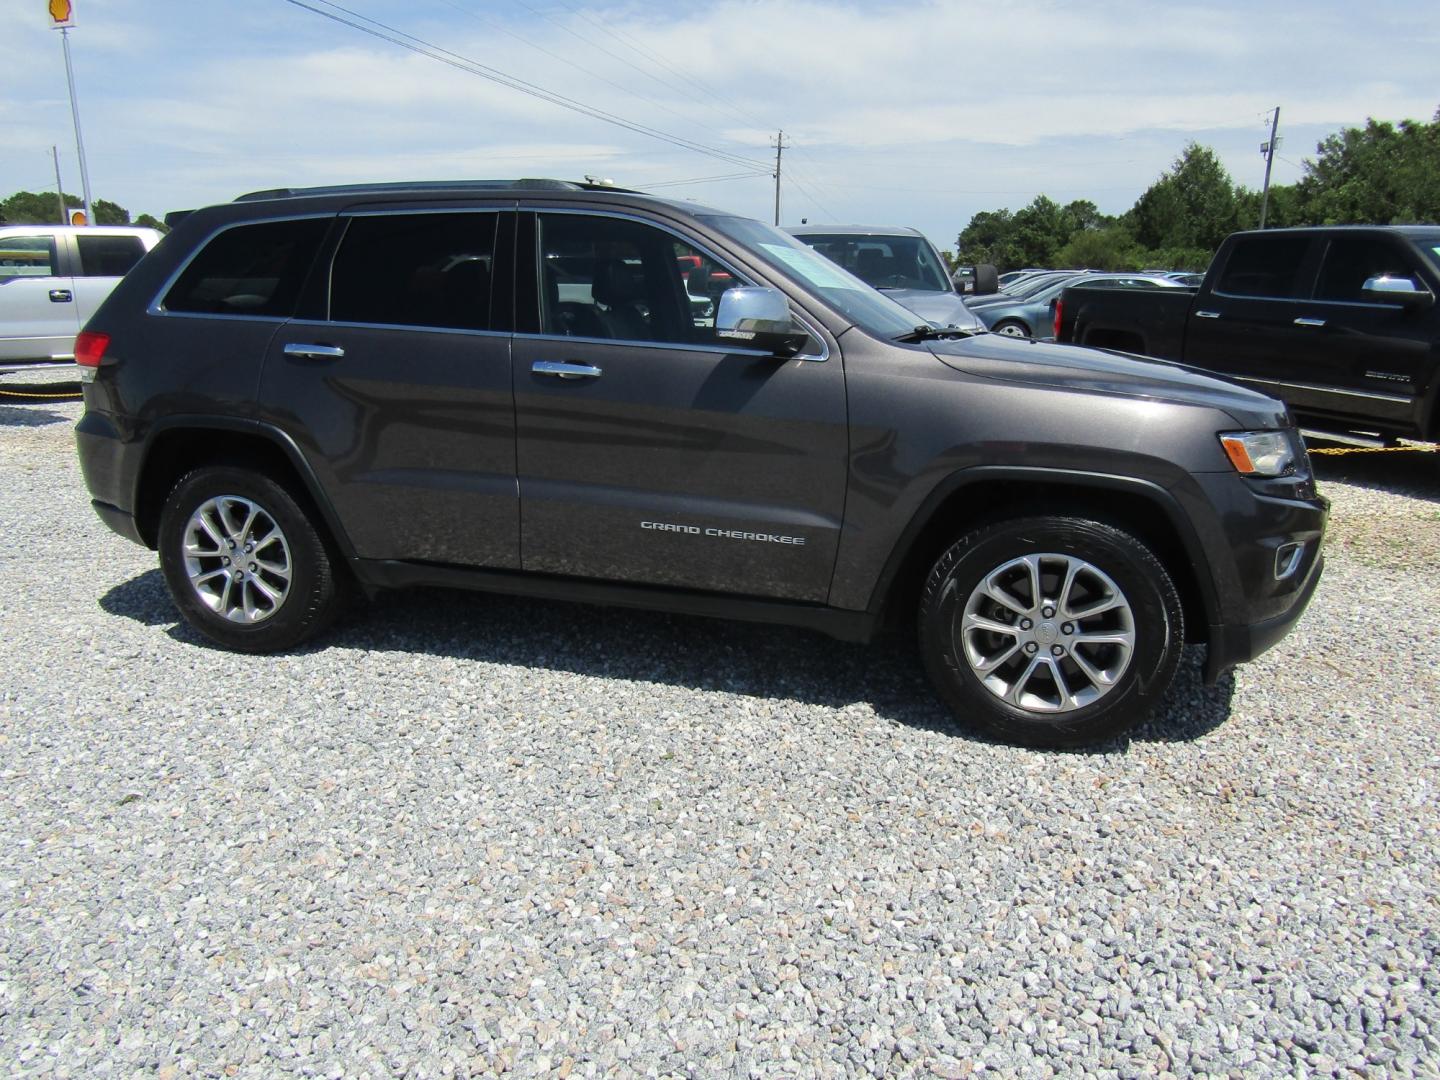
xmin=1053 ymin=299 xmax=1063 ymax=340
xmin=74 ymin=330 xmax=111 ymax=368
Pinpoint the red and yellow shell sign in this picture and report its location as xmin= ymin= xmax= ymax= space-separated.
xmin=49 ymin=0 xmax=75 ymax=28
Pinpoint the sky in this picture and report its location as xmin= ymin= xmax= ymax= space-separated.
xmin=2 ymin=0 xmax=1438 ymax=249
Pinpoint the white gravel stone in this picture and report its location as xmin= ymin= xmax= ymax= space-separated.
xmin=2 ymin=399 xmax=1438 ymax=1077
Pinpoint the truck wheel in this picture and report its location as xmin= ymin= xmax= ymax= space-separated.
xmin=918 ymin=516 xmax=1183 ymax=748
xmin=992 ymin=320 xmax=1030 ymax=338
xmin=157 ymin=466 xmax=345 ymax=653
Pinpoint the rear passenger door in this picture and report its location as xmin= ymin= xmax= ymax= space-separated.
xmin=259 ymin=208 xmax=519 ymax=569
xmin=512 ymin=209 xmax=848 ymax=602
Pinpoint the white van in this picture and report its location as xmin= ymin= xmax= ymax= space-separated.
xmin=0 ymin=225 xmax=161 ymax=365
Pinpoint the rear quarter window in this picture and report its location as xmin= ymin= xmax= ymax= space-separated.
xmin=77 ymin=234 xmax=149 ymax=277
xmin=163 ymin=218 xmax=330 ymax=317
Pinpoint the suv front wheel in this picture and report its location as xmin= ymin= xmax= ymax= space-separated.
xmin=157 ymin=466 xmax=344 ymax=652
xmin=919 ymin=516 xmax=1183 ymax=747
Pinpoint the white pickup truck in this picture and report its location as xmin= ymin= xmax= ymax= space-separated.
xmin=1 ymin=224 xmax=161 ymax=367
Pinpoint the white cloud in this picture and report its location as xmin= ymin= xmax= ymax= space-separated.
xmin=2 ymin=0 xmax=1436 ymax=239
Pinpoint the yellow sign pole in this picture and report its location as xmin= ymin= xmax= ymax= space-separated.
xmin=50 ymin=1 xmax=94 ymax=226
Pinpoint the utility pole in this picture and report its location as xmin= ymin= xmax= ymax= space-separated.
xmin=1259 ymin=106 xmax=1281 ymax=230
xmin=772 ymin=130 xmax=789 ymax=226
xmin=52 ymin=147 xmax=67 ymax=225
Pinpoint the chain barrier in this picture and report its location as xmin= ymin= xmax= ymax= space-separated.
xmin=0 ymin=387 xmax=83 ymax=401
xmin=1309 ymin=444 xmax=1437 ymax=456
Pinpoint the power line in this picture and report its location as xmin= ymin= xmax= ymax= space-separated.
xmin=280 ymin=0 xmax=771 ymax=173
xmin=430 ymin=0 xmax=752 ymax=145
xmin=636 ymin=171 xmax=769 ymax=190
xmin=544 ymin=0 xmax=774 ymax=134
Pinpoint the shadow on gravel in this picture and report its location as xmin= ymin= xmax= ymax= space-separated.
xmin=1310 ymin=443 xmax=1439 ymax=503
xmin=99 ymin=569 xmax=176 ymax=626
xmin=0 ymin=402 xmax=73 ymax=427
xmin=99 ymin=568 xmax=1237 ymax=750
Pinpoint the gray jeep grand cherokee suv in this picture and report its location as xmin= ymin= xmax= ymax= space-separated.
xmin=74 ymin=180 xmax=1327 ymax=747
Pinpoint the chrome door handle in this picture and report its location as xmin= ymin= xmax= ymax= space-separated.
xmin=283 ymin=343 xmax=346 ymax=360
xmin=1293 ymin=317 xmax=1326 ymax=328
xmin=49 ymin=289 xmax=73 ymax=303
xmin=1194 ymin=310 xmax=1221 ymax=319
xmin=533 ymin=360 xmax=602 ymax=380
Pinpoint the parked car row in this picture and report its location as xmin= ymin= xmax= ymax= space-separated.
xmin=970 ymin=272 xmax=1187 ymax=341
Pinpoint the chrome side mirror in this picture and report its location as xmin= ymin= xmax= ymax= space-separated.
xmin=715 ymin=286 xmax=810 ymax=355
xmin=1361 ymin=275 xmax=1434 ymax=308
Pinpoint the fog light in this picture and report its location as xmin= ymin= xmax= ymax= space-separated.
xmin=1275 ymin=542 xmax=1304 ymax=580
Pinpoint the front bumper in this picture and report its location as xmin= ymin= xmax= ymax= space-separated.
xmin=1203 ymin=552 xmax=1324 ymax=682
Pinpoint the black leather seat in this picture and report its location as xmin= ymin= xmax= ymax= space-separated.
xmin=591 ymin=260 xmax=650 ymax=340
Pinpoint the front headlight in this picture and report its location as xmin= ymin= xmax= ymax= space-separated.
xmin=1218 ymin=430 xmax=1296 ymax=477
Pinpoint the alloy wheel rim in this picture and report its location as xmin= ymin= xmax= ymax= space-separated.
xmin=181 ymin=495 xmax=292 ymax=624
xmin=957 ymin=553 xmax=1135 ymax=713
xmin=995 ymin=324 xmax=1028 ymax=338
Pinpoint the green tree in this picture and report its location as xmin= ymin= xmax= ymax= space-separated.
xmin=1052 ymin=226 xmax=1146 ymax=271
xmin=2 ymin=190 xmax=76 ymax=225
xmin=1 ymin=190 xmax=169 ymax=230
xmin=1296 ymin=109 xmax=1440 ymax=224
xmin=955 ymin=208 xmax=1023 ymax=269
xmin=1130 ymin=143 xmax=1240 ymax=252
xmin=93 ymin=198 xmax=131 ymax=225
xmin=956 ymin=197 xmax=1117 ymax=270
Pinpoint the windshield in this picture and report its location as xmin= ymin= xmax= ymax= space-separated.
xmin=703 ymin=216 xmax=923 ymax=338
xmin=791 ymin=232 xmax=951 ymax=292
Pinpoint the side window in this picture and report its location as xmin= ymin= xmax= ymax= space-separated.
xmin=76 ymin=234 xmax=148 ymax=277
xmin=330 ymin=213 xmax=497 ymax=331
xmin=0 ymin=235 xmax=59 ymax=280
xmin=538 ymin=213 xmax=724 ymax=345
xmin=1314 ymin=237 xmax=1425 ymax=303
xmin=1215 ymin=237 xmax=1311 ymax=299
xmin=675 ymin=242 xmax=734 ymax=331
xmin=164 ymin=218 xmax=329 ymax=317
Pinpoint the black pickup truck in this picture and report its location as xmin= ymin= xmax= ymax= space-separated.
xmin=1055 ymin=226 xmax=1440 ymax=442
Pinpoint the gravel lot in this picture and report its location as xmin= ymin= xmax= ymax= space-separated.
xmin=2 ymin=395 xmax=1437 ymax=1078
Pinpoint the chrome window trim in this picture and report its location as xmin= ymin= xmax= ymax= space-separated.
xmin=147 ymin=212 xmax=335 ymax=319
xmin=284 ymin=316 xmax=511 ymax=341
xmin=513 ymin=328 xmax=829 ymax=363
xmin=1209 ymin=288 xmax=1433 ymax=309
xmin=327 ymin=207 xmax=502 ymax=329
xmin=525 ymin=205 xmax=830 ymax=362
xmin=1296 ymin=293 xmax=1435 ymax=311
xmin=1209 ymin=289 xmax=1310 ymax=304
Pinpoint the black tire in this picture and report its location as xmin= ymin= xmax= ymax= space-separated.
xmin=991 ymin=319 xmax=1030 ymax=339
xmin=157 ymin=466 xmax=345 ymax=653
xmin=918 ymin=516 xmax=1183 ymax=748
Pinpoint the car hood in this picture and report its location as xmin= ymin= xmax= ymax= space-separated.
xmin=877 ymin=288 xmax=985 ymax=331
xmin=924 ymin=333 xmax=1290 ymax=427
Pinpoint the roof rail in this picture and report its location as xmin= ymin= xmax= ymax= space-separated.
xmin=233 ymin=178 xmax=639 ymax=202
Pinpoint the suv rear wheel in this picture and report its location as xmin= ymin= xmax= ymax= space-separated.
xmin=157 ymin=466 xmax=344 ymax=652
xmin=918 ymin=516 xmax=1183 ymax=747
